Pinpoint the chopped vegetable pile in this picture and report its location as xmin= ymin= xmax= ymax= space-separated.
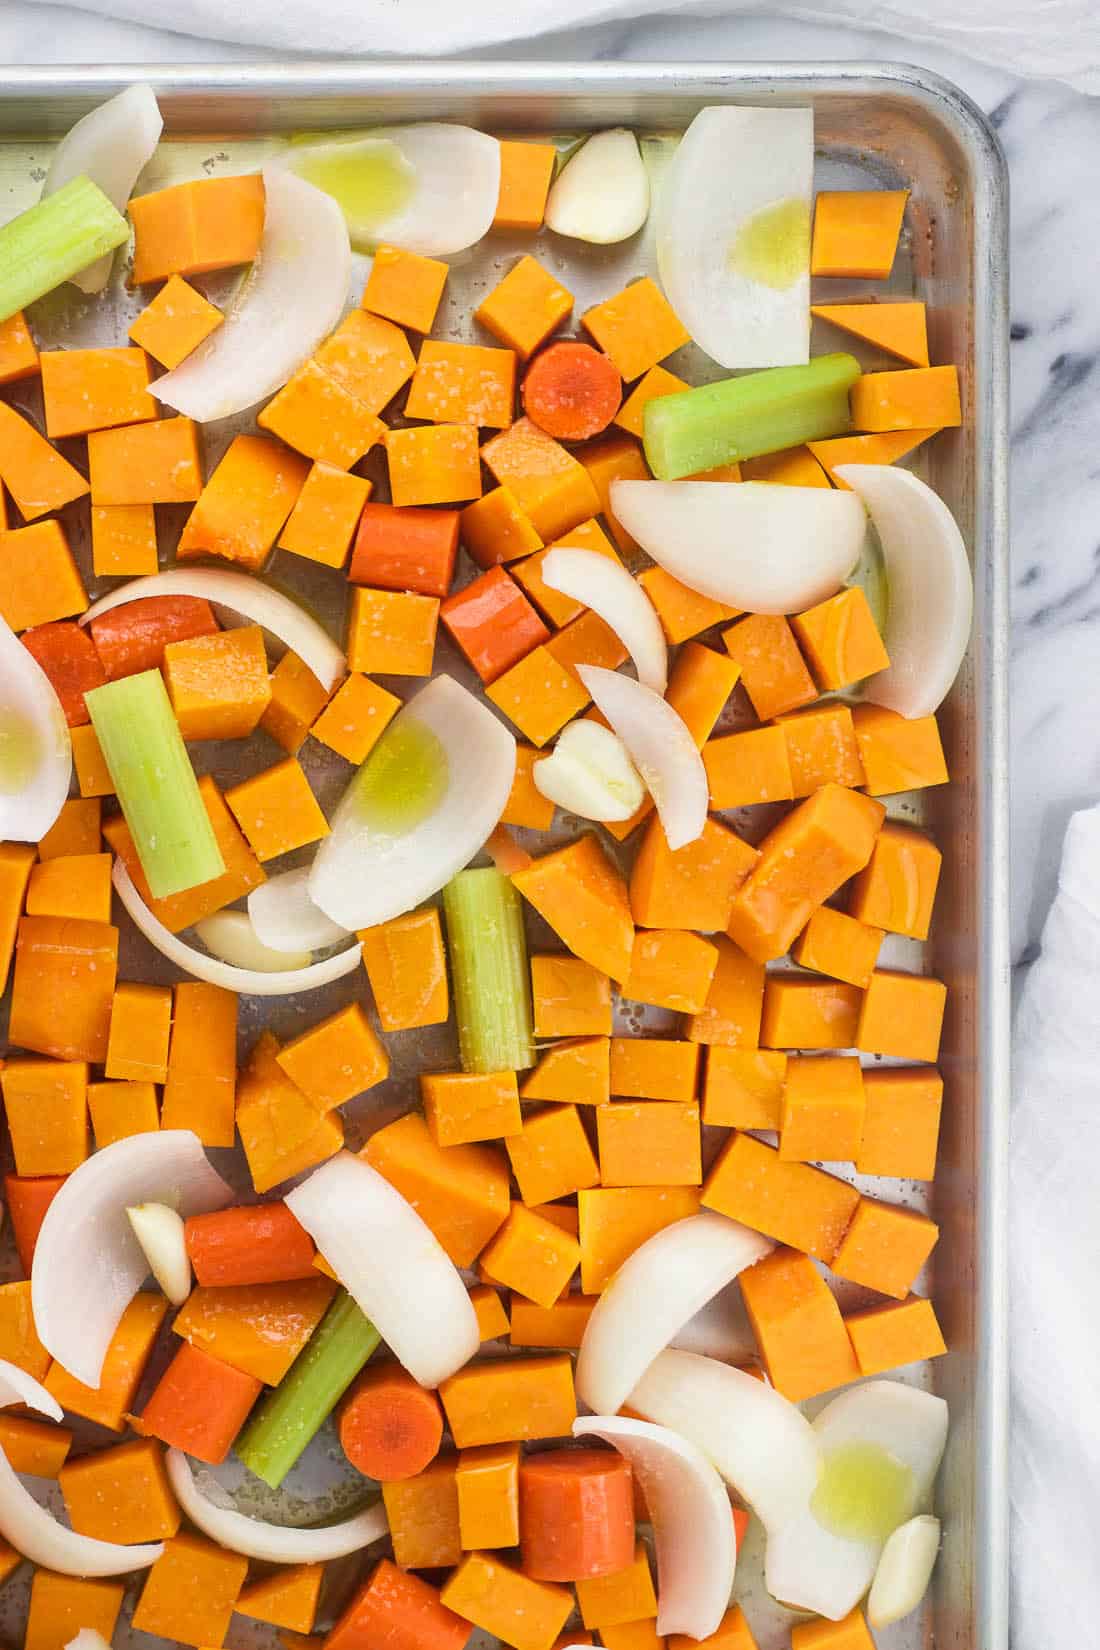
xmin=0 ymin=86 xmax=970 ymax=1650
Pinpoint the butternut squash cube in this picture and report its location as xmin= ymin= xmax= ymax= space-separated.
xmin=315 ymin=307 xmax=416 ymax=413
xmin=46 ymin=1291 xmax=167 ymax=1431
xmin=131 ymin=1530 xmax=248 ymax=1647
xmin=721 ymin=613 xmax=817 ymax=721
xmin=702 ymin=1132 xmax=859 ymax=1262
xmin=830 ymin=1197 xmax=939 ymax=1300
xmin=857 ymin=970 xmax=946 ymax=1061
xmin=576 ymin=1542 xmax=657 ymax=1628
xmin=161 ymin=980 xmax=237 ymax=1146
xmin=236 ymin=1564 xmax=324 ymax=1634
xmin=60 ymin=1437 xmax=180 ymax=1543
xmin=851 ymin=703 xmax=949 ymax=796
xmin=407 ymin=339 xmax=517 ymax=428
xmin=545 ymin=608 xmax=628 ymax=686
xmin=177 ymin=433 xmax=308 ymax=570
xmin=848 ymin=822 xmax=942 ymax=940
xmin=702 ymin=1048 xmax=787 ymax=1130
xmin=500 ymin=744 xmax=556 ymax=830
xmin=685 ymin=935 xmax=765 ymax=1048
xmin=422 ymin=1070 xmax=522 ymax=1147
xmin=779 ymin=1055 xmax=866 ymax=1162
xmin=26 ymin=851 xmax=112 ymax=924
xmin=621 ymin=929 xmax=718 ymax=1014
xmin=790 ymin=905 xmax=884 ymax=990
xmin=25 ymin=1573 xmax=123 ymax=1650
xmin=129 ymin=273 xmax=223 ymax=368
xmin=531 ymin=954 xmax=612 ymax=1038
xmin=615 ymin=364 xmax=689 ymax=440
xmin=225 ymin=756 xmax=330 ymax=862
xmin=442 ymin=1551 xmax=572 ymax=1650
xmin=364 ymin=1112 xmax=510 ymax=1267
xmin=482 ymin=417 xmax=600 ymax=541
xmin=0 ymin=401 xmax=88 ymax=522
xmin=387 ymin=423 xmax=483 ymax=507
xmin=259 ymin=357 xmax=386 ymax=470
xmin=600 ymin=1623 xmax=664 ymax=1650
xmin=514 ymin=835 xmax=634 ymax=982
xmin=88 ymin=1078 xmax=160 ymax=1147
xmin=91 ymin=503 xmax=158 ymax=576
xmin=791 ymin=1608 xmax=876 ymax=1650
xmin=129 ymin=173 xmax=265 ymax=284
xmin=2 ymin=1058 xmax=88 ymax=1175
xmin=260 ymin=649 xmax=332 ymax=756
xmin=741 ymin=445 xmax=830 ymax=487
xmin=347 ymin=585 xmax=439 ymax=676
xmin=578 ymin=1186 xmax=700 ymax=1293
xmin=277 ymin=461 xmax=371 ymax=570
xmin=164 ymin=622 xmax=271 ymax=742
xmin=462 ymin=485 xmax=544 ymax=570
xmin=664 ymin=639 xmax=742 ymax=745
xmin=761 ymin=974 xmax=863 ymax=1051
xmin=521 ymin=1036 xmax=610 ymax=1106
xmin=777 ymin=703 xmax=866 ymax=797
xmin=811 ymin=190 xmax=908 ymax=279
xmin=37 ymin=797 xmax=100 ymax=862
xmin=856 ymin=1067 xmax=943 ymax=1180
xmin=476 ymin=255 xmax=574 ymax=359
xmin=669 ymin=1605 xmax=759 ymax=1650
xmin=739 ymin=1246 xmax=859 ymax=1401
xmin=494 ymin=141 xmax=557 ymax=230
xmin=850 ymin=365 xmax=962 ymax=432
xmin=703 ymin=726 xmax=794 ymax=809
xmin=88 ymin=414 xmax=203 ymax=506
xmin=630 ymin=815 xmax=758 ymax=933
xmin=505 ymin=1103 xmax=600 ymax=1206
xmin=9 ymin=915 xmax=117 ymax=1063
xmin=480 ymin=1203 xmax=581 ymax=1308
xmin=577 ymin=431 xmax=650 ymax=554
xmin=0 ymin=520 xmax=87 ymax=632
xmin=808 ymin=427 xmax=938 ymax=484
xmin=0 ymin=309 xmax=38 ymax=383
xmin=276 ymin=1001 xmax=387 ymax=1111
xmin=312 ymin=669 xmax=401 ymax=762
xmin=811 ymin=300 xmax=929 ymax=367
xmin=236 ymin=1031 xmax=343 ymax=1195
xmin=105 ymin=981 xmax=172 ymax=1083
xmin=0 ymin=1279 xmax=50 ymax=1379
xmin=457 ymin=1442 xmax=521 ymax=1549
xmin=791 ymin=586 xmax=890 ymax=692
xmin=173 ymin=1275 xmax=337 ymax=1386
xmin=510 ymin=1293 xmax=597 ymax=1349
xmin=596 ymin=1102 xmax=702 ymax=1188
xmin=0 ymin=1415 xmax=71 ymax=1477
xmin=361 ymin=907 xmax=449 ymax=1032
xmin=610 ymin=1038 xmax=699 ymax=1102
xmin=363 ymin=243 xmax=448 ymax=333
xmin=469 ymin=1283 xmax=510 ymax=1341
xmin=844 ymin=1294 xmax=947 ymax=1376
xmin=512 ymin=518 xmax=620 ymax=628
xmin=582 ymin=278 xmax=690 ymax=382
xmin=439 ymin=1354 xmax=577 ymax=1447
xmin=40 ymin=345 xmax=154 ymax=439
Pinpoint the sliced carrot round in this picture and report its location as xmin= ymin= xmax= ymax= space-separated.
xmin=337 ymin=1364 xmax=444 ymax=1482
xmin=522 ymin=342 xmax=622 ymax=441
xmin=518 ymin=1446 xmax=635 ymax=1581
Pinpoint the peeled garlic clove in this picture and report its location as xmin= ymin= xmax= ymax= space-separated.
xmin=545 ymin=129 xmax=649 ymax=244
xmin=126 ymin=1203 xmax=191 ymax=1306
xmin=533 ymin=720 xmax=645 ymax=821
xmin=868 ymin=1514 xmax=942 ymax=1626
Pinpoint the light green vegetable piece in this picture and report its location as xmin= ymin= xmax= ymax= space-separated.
xmin=443 ymin=866 xmax=535 ymax=1075
xmin=0 ymin=175 xmax=129 ymax=323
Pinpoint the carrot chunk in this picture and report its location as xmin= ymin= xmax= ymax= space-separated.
xmin=350 ymin=501 xmax=460 ymax=598
xmin=185 ymin=1202 xmax=316 ymax=1288
xmin=338 ymin=1365 xmax=445 ymax=1482
xmin=518 ymin=1447 xmax=635 ymax=1581
xmin=523 ymin=342 xmax=622 ymax=441
xmin=141 ymin=1340 xmax=262 ymax=1465
xmin=442 ymin=566 xmax=550 ymax=684
xmin=327 ymin=1558 xmax=471 ymax=1650
xmin=3 ymin=1172 xmax=67 ymax=1274
xmin=20 ymin=621 xmax=106 ymax=727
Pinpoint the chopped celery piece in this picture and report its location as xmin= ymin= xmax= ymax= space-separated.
xmin=84 ymin=670 xmax=224 ymax=900
xmin=643 ymin=352 xmax=861 ymax=480
xmin=443 ymin=866 xmax=535 ymax=1074
xmin=0 ymin=175 xmax=129 ymax=323
xmin=236 ymin=1289 xmax=380 ymax=1489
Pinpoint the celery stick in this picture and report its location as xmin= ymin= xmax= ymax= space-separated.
xmin=0 ymin=175 xmax=129 ymax=323
xmin=84 ymin=670 xmax=224 ymax=900
xmin=643 ymin=352 xmax=861 ymax=480
xmin=236 ymin=1289 xmax=380 ymax=1488
xmin=443 ymin=866 xmax=535 ymax=1073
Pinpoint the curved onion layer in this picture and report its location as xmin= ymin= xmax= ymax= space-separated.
xmin=153 ymin=164 xmax=350 ymax=421
xmin=32 ymin=1132 xmax=232 ymax=1389
xmin=166 ymin=1448 xmax=388 ymax=1563
xmin=578 ymin=665 xmax=706 ymax=851
xmin=114 ymin=863 xmax=363 ymax=997
xmin=765 ymin=1382 xmax=949 ymax=1621
xmin=576 ymin=1213 xmax=772 ymax=1416
xmin=628 ymin=1350 xmax=820 ymax=1534
xmin=286 ymin=1152 xmax=479 ymax=1389
xmin=44 ymin=84 xmax=162 ymax=294
xmin=126 ymin=1203 xmax=191 ymax=1306
xmin=0 ymin=616 xmax=71 ymax=841
xmin=194 ymin=911 xmax=312 ymax=973
xmin=575 ymin=1416 xmax=735 ymax=1639
xmin=836 ymin=463 xmax=973 ymax=717
xmin=610 ymin=480 xmax=866 ymax=615
xmin=545 ymin=130 xmax=649 ymax=245
xmin=868 ymin=1514 xmax=942 ymax=1627
xmin=309 ymin=675 xmax=515 ymax=931
xmin=248 ymin=867 xmax=350 ymax=954
xmin=532 ymin=720 xmax=644 ymax=823
xmin=81 ymin=568 xmax=345 ymax=692
xmin=657 ymin=106 xmax=813 ymax=369
xmin=541 ymin=548 xmax=667 ymax=693
xmin=287 ymin=125 xmax=500 ymax=256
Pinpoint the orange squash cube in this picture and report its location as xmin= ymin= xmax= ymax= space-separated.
xmin=39 ymin=345 xmax=154 ymax=439
xmin=161 ymin=980 xmax=237 ymax=1146
xmin=9 ymin=915 xmax=117 ymax=1063
xmin=664 ymin=641 xmax=742 ymax=746
xmin=483 ymin=417 xmax=600 ymax=542
xmin=850 ymin=365 xmax=962 ymax=432
xmin=131 ymin=1529 xmax=248 ymax=1646
xmin=640 ymin=574 xmax=737 ymax=649
xmin=575 ymin=1543 xmax=657 ymax=1629
xmin=129 ymin=173 xmax=265 ymax=283
xmin=704 ymin=727 xmax=794 ymax=809
xmin=791 ymin=1607 xmax=877 ymax=1650
xmin=88 ymin=1078 xmax=160 ymax=1147
xmin=480 ymin=1203 xmax=581 ymax=1308
xmin=0 ymin=310 xmax=38 ymax=383
xmin=791 ymin=904 xmax=884 ymax=989
xmin=761 ymin=974 xmax=862 ymax=1051
xmin=809 ymin=427 xmax=938 ymax=484
xmin=362 ymin=243 xmax=448 ymax=333
xmin=531 ymin=954 xmax=612 ymax=1038
xmin=702 ymin=1132 xmax=860 ymax=1262
xmin=462 ymin=485 xmax=544 ymax=569
xmin=361 ymin=907 xmax=449 ymax=1032
xmin=0 ymin=400 xmax=88 ymax=522
xmin=0 ymin=1414 xmax=71 ymax=1478
xmin=0 ymin=842 xmax=34 ymax=999
xmin=582 ymin=278 xmax=690 ymax=382
xmin=105 ymin=981 xmax=172 ymax=1083
xmin=598 ymin=1622 xmax=664 ymax=1650
xmin=596 ymin=1102 xmax=702 ymax=1188
xmin=0 ymin=1279 xmax=51 ymax=1379
xmin=315 ymin=307 xmax=416 ymax=414
xmin=329 ymin=1559 xmax=469 ymax=1650
xmin=470 ymin=1284 xmax=511 ymax=1342
xmin=857 ymin=969 xmax=946 ymax=1061
xmin=830 ymin=1197 xmax=939 ymax=1299
xmin=779 ymin=1054 xmax=865 ymax=1162
xmin=811 ymin=299 xmax=929 ymax=367
xmin=510 ymin=1294 xmax=597 ymax=1349
xmin=577 ymin=432 xmax=650 ymax=554
xmin=88 ymin=414 xmax=203 ymax=506
xmin=495 ymin=141 xmax=557 ymax=230
xmin=364 ymin=1112 xmax=510 ymax=1267
xmin=721 ymin=614 xmax=817 ymax=721
xmin=439 ymin=1354 xmax=577 ymax=1448
xmin=522 ymin=1037 xmax=610 ymax=1107
xmin=25 ymin=1573 xmax=123 ymax=1650
xmin=610 ymin=1038 xmax=699 ymax=1102
xmin=630 ymin=815 xmax=758 ymax=933
xmin=777 ymin=703 xmax=866 ymax=797
xmin=224 ymin=756 xmax=330 ymax=862
xmin=791 ymin=587 xmax=890 ymax=692
xmin=129 ymin=272 xmax=223 ymax=368
xmin=669 ymin=1606 xmax=759 ymax=1650
xmin=37 ymin=797 xmax=100 ymax=863
xmin=258 ymin=358 xmax=385 ymax=469
xmin=616 ymin=364 xmax=690 ymax=441
xmin=476 ymin=255 xmax=574 ymax=359
xmin=164 ymin=623 xmax=271 ymax=741
xmin=500 ymin=744 xmax=556 ymax=830
xmin=422 ymin=1070 xmax=522 ymax=1147
xmin=848 ymin=821 xmax=942 ymax=939
xmin=173 ymin=1275 xmax=337 ymax=1386
xmin=845 ymin=1294 xmax=947 ymax=1375
xmin=0 ymin=520 xmax=87 ymax=632
xmin=856 ymin=1067 xmax=943 ymax=1180
xmin=505 ymin=1103 xmax=600 ymax=1205
xmin=545 ymin=608 xmax=628 ymax=686
xmin=46 ymin=1291 xmax=167 ymax=1431
xmin=811 ymin=190 xmax=908 ymax=278
xmin=702 ymin=1048 xmax=787 ymax=1129
xmin=513 ymin=521 xmax=621 ymax=630
xmin=236 ymin=1031 xmax=344 ymax=1194
xmin=513 ymin=835 xmax=634 ymax=982
xmin=407 ymin=339 xmax=517 ymax=428
xmin=276 ymin=1001 xmax=388 ymax=1111
xmin=311 ymin=670 xmax=400 ymax=762
xmin=347 ymin=585 xmax=439 ymax=675
xmin=26 ymin=851 xmax=112 ymax=924
xmin=740 ymin=1246 xmax=860 ymax=1401
xmin=387 ymin=424 xmax=482 ymax=507
xmin=486 ymin=644 xmax=588 ymax=746
xmin=686 ymin=937 xmax=765 ymax=1047
xmin=60 ymin=1437 xmax=181 ymax=1544
xmin=622 ymin=929 xmax=718 ymax=1014
xmin=741 ymin=445 xmax=830 ymax=487
xmin=851 ymin=704 xmax=949 ymax=796
xmin=457 ymin=1441 xmax=521 ymax=1549
xmin=91 ymin=503 xmax=159 ymax=576
xmin=236 ymin=1564 xmax=323 ymax=1634
xmin=178 ymin=433 xmax=308 ymax=569
xmin=442 ymin=1551 xmax=572 ymax=1650
xmin=578 ymin=1185 xmax=700 ymax=1293
xmin=260 ymin=650 xmax=332 ymax=756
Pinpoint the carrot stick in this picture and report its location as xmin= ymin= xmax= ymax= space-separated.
xmin=349 ymin=502 xmax=460 ymax=599
xmin=184 ymin=1202 xmax=317 ymax=1288
xmin=523 ymin=342 xmax=622 ymax=441
xmin=327 ymin=1559 xmax=470 ymax=1650
xmin=518 ymin=1446 xmax=635 ymax=1581
xmin=20 ymin=622 xmax=107 ymax=727
xmin=485 ymin=825 xmax=532 ymax=876
xmin=3 ymin=1173 xmax=67 ymax=1275
xmin=140 ymin=1340 xmax=262 ymax=1465
xmin=89 ymin=595 xmax=219 ymax=681
xmin=337 ymin=1365 xmax=444 ymax=1482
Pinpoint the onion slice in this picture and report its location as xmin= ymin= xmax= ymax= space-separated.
xmin=836 ymin=463 xmax=973 ymax=717
xmin=609 ymin=480 xmax=866 ymax=615
xmin=248 ymin=867 xmax=351 ymax=954
xmin=541 ymin=549 xmax=667 ymax=693
xmin=80 ymin=568 xmax=345 ymax=692
xmin=628 ymin=1349 xmax=820 ymax=1534
xmin=165 ymin=1449 xmax=388 ymax=1563
xmin=0 ymin=615 xmax=71 ymax=841
xmin=126 ymin=1203 xmax=191 ymax=1306
xmin=44 ymin=84 xmax=162 ymax=294
xmin=574 ymin=1415 xmax=735 ymax=1639
xmin=152 ymin=163 xmax=351 ymax=422
xmin=285 ymin=1152 xmax=479 ymax=1388
xmin=577 ymin=1213 xmax=771 ymax=1416
xmin=545 ymin=130 xmax=650 ymax=245
xmin=32 ymin=1132 xmax=232 ymax=1389
xmin=194 ymin=910 xmax=312 ymax=973
xmin=532 ymin=719 xmax=645 ymax=823
xmin=577 ymin=665 xmax=706 ymax=851
xmin=868 ymin=1514 xmax=941 ymax=1626
xmin=309 ymin=675 xmax=515 ymax=930
xmin=114 ymin=863 xmax=363 ymax=997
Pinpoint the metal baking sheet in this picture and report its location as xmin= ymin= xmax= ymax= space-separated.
xmin=0 ymin=62 xmax=1010 ymax=1650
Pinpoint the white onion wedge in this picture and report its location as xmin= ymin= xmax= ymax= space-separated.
xmin=81 ymin=568 xmax=345 ymax=692
xmin=628 ymin=1350 xmax=820 ymax=1533
xmin=114 ymin=863 xmax=362 ymax=998
xmin=0 ymin=1362 xmax=163 ymax=1575
xmin=576 ymin=1214 xmax=772 ymax=1416
xmin=309 ymin=675 xmax=515 ymax=930
xmin=657 ymin=106 xmax=813 ymax=369
xmin=286 ymin=125 xmax=499 ymax=255
xmin=165 ymin=1449 xmax=388 ymax=1563
xmin=532 ymin=720 xmax=644 ymax=823
xmin=194 ymin=911 xmax=312 ymax=974
xmin=868 ymin=1514 xmax=941 ymax=1626
xmin=126 ymin=1203 xmax=191 ymax=1306
xmin=285 ymin=1152 xmax=479 ymax=1388
xmin=578 ymin=665 xmax=706 ymax=851
xmin=32 ymin=1132 xmax=232 ymax=1389
xmin=836 ymin=464 xmax=973 ymax=717
xmin=610 ymin=480 xmax=867 ymax=615
xmin=152 ymin=164 xmax=350 ymax=421
xmin=574 ymin=1416 xmax=735 ymax=1639
xmin=0 ymin=616 xmax=71 ymax=841
xmin=541 ymin=549 xmax=667 ymax=693
xmin=44 ymin=84 xmax=162 ymax=293
xmin=545 ymin=129 xmax=649 ymax=245
xmin=248 ymin=867 xmax=351 ymax=954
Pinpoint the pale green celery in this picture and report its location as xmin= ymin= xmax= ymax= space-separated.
xmin=443 ymin=866 xmax=535 ymax=1074
xmin=643 ymin=352 xmax=861 ymax=480
xmin=0 ymin=175 xmax=128 ymax=323
xmin=84 ymin=670 xmax=224 ymax=900
xmin=236 ymin=1290 xmax=380 ymax=1488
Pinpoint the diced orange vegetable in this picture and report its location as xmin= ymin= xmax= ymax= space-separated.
xmin=443 ymin=1552 xmax=572 ymax=1650
xmin=582 ymin=278 xmax=690 ymax=383
xmin=382 ymin=1453 xmax=462 ymax=1568
xmin=327 ymin=1557 xmax=471 ymax=1650
xmin=531 ymin=954 xmax=612 ymax=1038
xmin=522 ymin=1037 xmax=609 ymax=1107
xmin=457 ymin=1441 xmax=521 ymax=1550
xmin=461 ymin=485 xmax=544 ymax=570
xmin=630 ymin=814 xmax=758 ymax=934
xmin=40 ymin=345 xmax=154 ymax=439
xmin=387 ymin=424 xmax=482 ymax=507
xmin=857 ymin=969 xmax=946 ymax=1061
xmin=793 ymin=1608 xmax=878 ymax=1650
xmin=236 ymin=1031 xmax=344 ymax=1195
xmin=422 ymin=1070 xmax=522 ymax=1148
xmin=0 ymin=1542 xmax=22 ymax=1592
xmin=185 ymin=1202 xmax=316 ymax=1288
xmin=831 ymin=1196 xmax=939 ymax=1299
xmin=0 ymin=520 xmax=87 ymax=632
xmin=160 ymin=979 xmax=237 ymax=1145
xmin=37 ymin=798 xmax=101 ymax=861
xmin=21 ymin=621 xmax=107 ymax=728
xmin=851 ymin=703 xmax=949 ymax=795
xmin=740 ymin=445 xmax=830 ymax=487
xmin=340 ymin=1365 xmax=445 ymax=1485
xmin=0 ymin=309 xmax=38 ymax=382
xmin=851 ymin=364 xmax=962 ymax=432
xmin=261 ymin=650 xmax=332 ymax=756
xmin=88 ymin=414 xmax=203 ymax=506
xmin=361 ymin=908 xmax=449 ymax=1032
xmin=523 ymin=343 xmax=621 ymax=444
xmin=316 ymin=307 xmax=417 ymax=414
xmin=513 ymin=835 xmax=634 ymax=982
xmin=848 ymin=821 xmax=942 ymax=938
xmin=811 ymin=299 xmax=929 ymax=366
xmin=510 ymin=1293 xmax=597 ymax=1349
xmin=529 ymin=1203 xmax=580 ymax=1236
xmin=129 ymin=172 xmax=265 ymax=283
xmin=351 ymin=501 xmax=460 ymax=598
xmin=779 ymin=1054 xmax=865 ymax=1161
xmin=0 ymin=842 xmax=34 ymax=997
xmin=142 ymin=1340 xmax=262 ymax=1464
xmin=25 ymin=1572 xmax=123 ymax=1650
xmin=544 ymin=608 xmax=628 ymax=687
xmin=578 ymin=1186 xmax=700 ymax=1293
xmin=662 ymin=643 xmax=741 ymax=750
xmin=588 ymin=1625 xmax=661 ymax=1650
xmin=812 ymin=190 xmax=908 ymax=278
xmin=638 ymin=572 xmax=737 ymax=648
xmin=669 ymin=1605 xmax=758 ymax=1650
xmin=477 ymin=255 xmax=574 ymax=359
xmin=512 ymin=518 xmax=620 ymax=628
xmin=46 ymin=1291 xmax=167 ymax=1431
xmin=790 ymin=587 xmax=890 ymax=693
xmin=275 ymin=1001 xmax=387 ymax=1111
xmin=777 ymin=703 xmax=866 ymax=797
xmin=3 ymin=1172 xmax=66 ymax=1274
xmin=278 ymin=462 xmax=371 ymax=571
xmin=702 ymin=1048 xmax=787 ymax=1129
xmin=311 ymin=670 xmax=400 ymax=764
xmin=596 ymin=1102 xmax=701 ymax=1188
xmin=91 ymin=502 xmax=159 ymax=577
xmin=703 ymin=1132 xmax=860 ymax=1262
xmin=0 ymin=1279 xmax=50 ymax=1379
xmin=237 ymin=1565 xmax=324 ymax=1635
xmin=60 ymin=1437 xmax=180 ymax=1543
xmin=90 ymin=594 xmax=218 ymax=681
xmin=26 ymin=851 xmax=111 ymax=923
xmin=519 ymin=1447 xmax=634 ymax=1582
xmin=577 ymin=431 xmax=650 ymax=554
xmin=610 ymin=1037 xmax=698 ymax=1102
xmin=129 ymin=272 xmax=222 ymax=367
xmin=407 ymin=340 xmax=516 ymax=429
xmin=132 ymin=1528 xmax=248 ymax=1646
xmin=88 ymin=1079 xmax=160 ymax=1147
xmin=495 ymin=141 xmax=557 ymax=230
xmin=440 ymin=1354 xmax=576 ymax=1449
xmin=9 ymin=915 xmax=117 ymax=1062
xmin=740 ymin=1247 xmax=859 ymax=1401
xmin=845 ymin=1294 xmax=947 ymax=1376
xmin=259 ymin=358 xmax=386 ymax=469
xmin=505 ymin=1103 xmax=600 ymax=1206
xmin=615 ymin=364 xmax=689 ymax=440
xmin=174 ymin=1276 xmax=337 ymax=1386
xmin=856 ymin=1067 xmax=943 ymax=1179
xmin=444 ymin=567 xmax=550 ymax=686
xmin=790 ymin=905 xmax=883 ymax=989
xmin=0 ymin=1413 xmax=71 ymax=1477
xmin=469 ymin=1284 xmax=511 ymax=1342
xmin=104 ymin=981 xmax=172 ymax=1083
xmin=225 ymin=756 xmax=330 ymax=861
xmin=500 ymin=744 xmax=556 ymax=830
xmin=363 ymin=243 xmax=449 ymax=333
xmin=807 ymin=427 xmax=938 ymax=484
xmin=178 ymin=434 xmax=309 ymax=570
xmin=481 ymin=1203 xmax=581 ymax=1309
xmin=0 ymin=400 xmax=88 ymax=521
xmin=347 ymin=585 xmax=439 ymax=675
xmin=761 ymin=974 xmax=863 ymax=1051
xmin=622 ymin=929 xmax=718 ymax=1014
xmin=685 ymin=936 xmax=765 ymax=1048
xmin=364 ymin=1112 xmax=510 ymax=1267
xmin=483 ymin=417 xmax=601 ymax=541
xmin=575 ymin=1542 xmax=657 ymax=1629
xmin=721 ymin=614 xmax=817 ymax=721
xmin=703 ymin=726 xmax=794 ymax=809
